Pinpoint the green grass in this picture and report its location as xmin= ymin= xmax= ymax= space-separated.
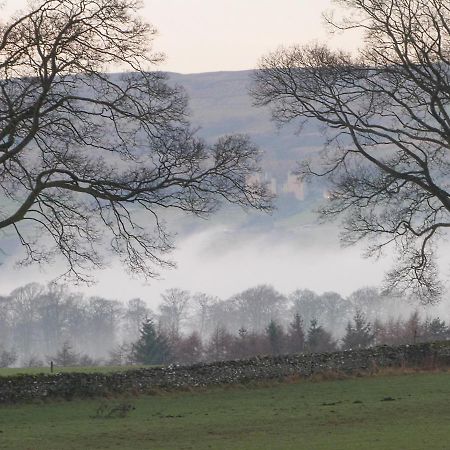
xmin=0 ymin=365 xmax=149 ymax=377
xmin=0 ymin=370 xmax=449 ymax=449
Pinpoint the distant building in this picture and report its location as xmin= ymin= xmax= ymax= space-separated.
xmin=282 ymin=173 xmax=304 ymax=200
xmin=267 ymin=177 xmax=277 ymax=195
xmin=246 ymin=172 xmax=305 ymax=200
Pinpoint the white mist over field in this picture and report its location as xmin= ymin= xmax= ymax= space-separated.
xmin=0 ymin=217 xmax=386 ymax=307
xmin=75 ymin=227 xmax=388 ymax=303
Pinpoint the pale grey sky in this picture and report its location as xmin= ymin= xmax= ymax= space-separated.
xmin=4 ymin=0 xmax=361 ymax=73
xmin=142 ymin=0 xmax=361 ymax=73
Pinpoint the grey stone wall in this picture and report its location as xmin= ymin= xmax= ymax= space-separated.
xmin=1 ymin=341 xmax=449 ymax=403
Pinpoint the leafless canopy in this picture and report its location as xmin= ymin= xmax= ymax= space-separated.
xmin=0 ymin=0 xmax=271 ymax=281
xmin=252 ymin=0 xmax=450 ymax=303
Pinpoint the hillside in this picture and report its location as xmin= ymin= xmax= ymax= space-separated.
xmin=164 ymin=71 xmax=329 ymax=233
xmin=170 ymin=70 xmax=326 ymax=188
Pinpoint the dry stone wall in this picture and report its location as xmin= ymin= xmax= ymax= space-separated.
xmin=1 ymin=341 xmax=449 ymax=403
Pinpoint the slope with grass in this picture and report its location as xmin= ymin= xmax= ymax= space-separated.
xmin=0 ymin=370 xmax=449 ymax=450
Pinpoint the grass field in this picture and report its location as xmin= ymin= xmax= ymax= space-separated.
xmin=0 ymin=370 xmax=449 ymax=449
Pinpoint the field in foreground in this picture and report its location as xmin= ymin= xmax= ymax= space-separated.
xmin=0 ymin=371 xmax=449 ymax=450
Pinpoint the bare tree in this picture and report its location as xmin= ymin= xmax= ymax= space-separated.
xmin=10 ymin=282 xmax=44 ymax=358
xmin=348 ymin=287 xmax=389 ymax=322
xmin=0 ymin=0 xmax=271 ymax=281
xmin=0 ymin=295 xmax=13 ymax=347
xmin=122 ymin=298 xmax=152 ymax=342
xmin=86 ymin=296 xmax=121 ymax=357
xmin=231 ymin=284 xmax=286 ymax=333
xmin=252 ymin=0 xmax=450 ymax=303
xmin=191 ymin=292 xmax=218 ymax=339
xmin=158 ymin=288 xmax=190 ymax=341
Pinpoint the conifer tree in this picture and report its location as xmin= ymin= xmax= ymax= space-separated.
xmin=132 ymin=319 xmax=171 ymax=365
xmin=342 ymin=311 xmax=374 ymax=350
xmin=52 ymin=341 xmax=79 ymax=367
xmin=287 ymin=313 xmax=305 ymax=354
xmin=266 ymin=320 xmax=284 ymax=355
xmin=424 ymin=318 xmax=449 ymax=342
xmin=306 ymin=319 xmax=335 ymax=353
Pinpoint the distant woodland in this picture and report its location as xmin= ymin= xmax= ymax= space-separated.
xmin=0 ymin=283 xmax=448 ymax=368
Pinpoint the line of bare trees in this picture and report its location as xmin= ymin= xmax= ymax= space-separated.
xmin=0 ymin=282 xmax=449 ymax=368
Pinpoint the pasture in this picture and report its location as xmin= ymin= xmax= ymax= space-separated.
xmin=0 ymin=370 xmax=449 ymax=449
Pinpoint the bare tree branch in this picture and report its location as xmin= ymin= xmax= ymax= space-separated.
xmin=0 ymin=0 xmax=272 ymax=281
xmin=252 ymin=0 xmax=450 ymax=303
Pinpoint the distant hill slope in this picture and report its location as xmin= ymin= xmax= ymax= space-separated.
xmin=167 ymin=71 xmax=328 ymax=226
xmin=169 ymin=70 xmax=325 ymax=171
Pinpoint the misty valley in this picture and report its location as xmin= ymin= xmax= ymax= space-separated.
xmin=1 ymin=1 xmax=450 ymax=449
